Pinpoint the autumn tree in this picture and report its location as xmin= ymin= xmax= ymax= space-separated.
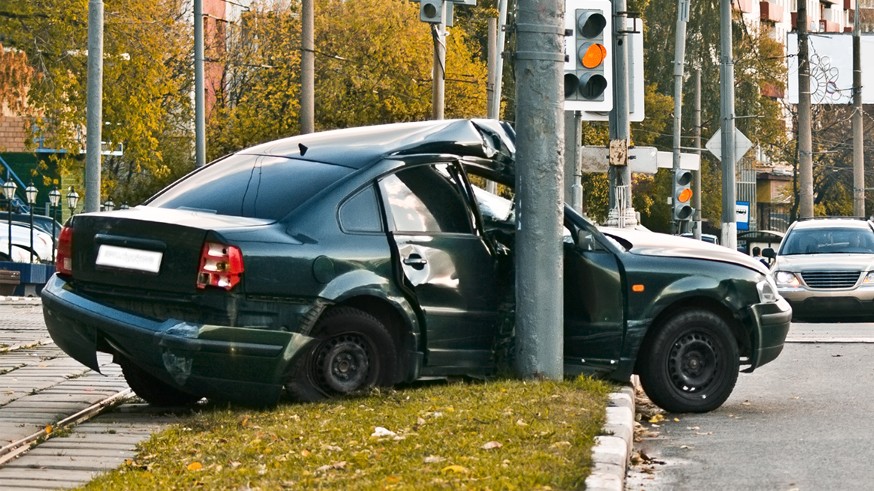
xmin=208 ymin=0 xmax=489 ymax=159
xmin=0 ymin=0 xmax=193 ymax=205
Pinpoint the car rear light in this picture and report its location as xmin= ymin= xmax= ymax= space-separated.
xmin=55 ymin=226 xmax=74 ymax=276
xmin=196 ymin=242 xmax=244 ymax=290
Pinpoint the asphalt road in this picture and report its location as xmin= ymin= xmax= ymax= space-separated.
xmin=628 ymin=321 xmax=874 ymax=490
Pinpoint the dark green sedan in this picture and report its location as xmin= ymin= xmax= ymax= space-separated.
xmin=42 ymin=119 xmax=791 ymax=413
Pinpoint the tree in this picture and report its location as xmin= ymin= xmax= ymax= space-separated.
xmin=0 ymin=0 xmax=193 ymax=204
xmin=0 ymin=42 xmax=33 ymax=115
xmin=208 ymin=0 xmax=489 ymax=159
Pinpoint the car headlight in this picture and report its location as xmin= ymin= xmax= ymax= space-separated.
xmin=862 ymin=272 xmax=874 ymax=285
xmin=757 ymin=275 xmax=781 ymax=303
xmin=773 ymin=271 xmax=800 ymax=288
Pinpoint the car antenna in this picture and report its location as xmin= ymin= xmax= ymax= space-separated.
xmin=299 ymin=143 xmax=308 ymax=156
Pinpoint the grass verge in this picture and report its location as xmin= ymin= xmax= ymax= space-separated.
xmin=84 ymin=377 xmax=611 ymax=490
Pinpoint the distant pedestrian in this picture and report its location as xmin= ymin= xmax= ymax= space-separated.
xmin=752 ymin=246 xmax=769 ymax=267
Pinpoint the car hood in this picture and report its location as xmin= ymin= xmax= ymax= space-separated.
xmin=601 ymin=227 xmax=768 ymax=273
xmin=774 ymin=253 xmax=874 ymax=271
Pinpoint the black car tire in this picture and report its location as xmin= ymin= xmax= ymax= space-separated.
xmin=638 ymin=309 xmax=739 ymax=413
xmin=286 ymin=307 xmax=397 ymax=402
xmin=120 ymin=359 xmax=202 ymax=407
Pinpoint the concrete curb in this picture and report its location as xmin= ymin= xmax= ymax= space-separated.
xmin=585 ymin=385 xmax=635 ymax=491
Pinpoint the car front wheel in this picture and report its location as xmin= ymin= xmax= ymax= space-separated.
xmin=638 ymin=309 xmax=739 ymax=413
xmin=286 ymin=307 xmax=397 ymax=402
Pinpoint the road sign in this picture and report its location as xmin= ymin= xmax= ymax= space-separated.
xmin=705 ymin=128 xmax=753 ymax=164
xmin=580 ymin=146 xmax=700 ymax=174
xmin=736 ymin=200 xmax=750 ymax=231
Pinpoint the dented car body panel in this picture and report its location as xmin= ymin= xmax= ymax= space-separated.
xmin=42 ymin=119 xmax=790 ymax=412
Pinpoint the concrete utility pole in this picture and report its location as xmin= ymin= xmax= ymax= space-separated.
xmin=607 ymin=0 xmax=635 ymax=227
xmin=719 ymin=0 xmax=737 ymax=249
xmin=852 ymin=2 xmax=864 ymax=217
xmin=194 ymin=0 xmax=206 ymax=168
xmin=84 ymin=0 xmax=104 ymax=213
xmin=513 ymin=0 xmax=564 ymax=380
xmin=671 ymin=0 xmax=689 ymax=235
xmin=797 ymin=0 xmax=814 ymax=218
xmin=301 ymin=0 xmax=314 ymax=134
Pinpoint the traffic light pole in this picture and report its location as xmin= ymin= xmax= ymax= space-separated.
xmin=607 ymin=0 xmax=635 ymax=228
xmin=671 ymin=0 xmax=689 ymax=234
xmin=431 ymin=5 xmax=447 ymax=120
xmin=719 ymin=0 xmax=737 ymax=249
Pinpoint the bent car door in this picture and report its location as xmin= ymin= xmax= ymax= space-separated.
xmin=379 ymin=162 xmax=502 ymax=373
xmin=562 ymin=211 xmax=624 ymax=371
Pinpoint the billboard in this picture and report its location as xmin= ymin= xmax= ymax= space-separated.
xmin=786 ymin=33 xmax=874 ymax=104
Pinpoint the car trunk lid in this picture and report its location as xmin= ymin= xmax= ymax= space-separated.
xmin=66 ymin=207 xmax=271 ymax=294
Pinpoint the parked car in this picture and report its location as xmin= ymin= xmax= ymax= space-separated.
xmin=41 ymin=119 xmax=791 ymax=413
xmin=0 ymin=212 xmax=63 ymax=239
xmin=772 ymin=217 xmax=874 ymax=321
xmin=0 ymin=221 xmax=54 ymax=263
xmin=680 ymin=232 xmax=720 ymax=245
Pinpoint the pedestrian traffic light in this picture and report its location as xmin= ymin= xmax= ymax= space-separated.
xmin=564 ymin=0 xmax=613 ymax=113
xmin=420 ymin=0 xmax=444 ymax=23
xmin=672 ymin=169 xmax=694 ymax=221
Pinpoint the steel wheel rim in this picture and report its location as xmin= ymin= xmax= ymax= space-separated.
xmin=314 ymin=334 xmax=372 ymax=394
xmin=667 ymin=332 xmax=718 ymax=393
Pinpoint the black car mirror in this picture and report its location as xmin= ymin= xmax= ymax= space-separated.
xmin=762 ymin=248 xmax=776 ymax=259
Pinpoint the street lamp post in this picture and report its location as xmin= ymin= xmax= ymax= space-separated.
xmin=25 ymin=183 xmax=37 ymax=263
xmin=3 ymin=180 xmax=17 ymax=260
xmin=49 ymin=187 xmax=60 ymax=264
xmin=67 ymin=187 xmax=79 ymax=217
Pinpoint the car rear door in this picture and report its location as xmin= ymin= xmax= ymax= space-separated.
xmin=379 ymin=162 xmax=503 ymax=372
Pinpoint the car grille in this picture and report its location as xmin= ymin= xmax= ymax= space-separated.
xmin=801 ymin=271 xmax=862 ymax=289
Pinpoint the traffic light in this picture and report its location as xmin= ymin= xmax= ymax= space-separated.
xmin=420 ymin=0 xmax=444 ymax=23
xmin=672 ymin=169 xmax=694 ymax=221
xmin=564 ymin=0 xmax=613 ymax=113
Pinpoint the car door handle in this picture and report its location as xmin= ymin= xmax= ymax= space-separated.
xmin=403 ymin=254 xmax=428 ymax=269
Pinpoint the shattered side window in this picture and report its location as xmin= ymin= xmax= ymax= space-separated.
xmin=380 ymin=164 xmax=475 ymax=234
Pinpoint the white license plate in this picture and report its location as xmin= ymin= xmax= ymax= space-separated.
xmin=95 ymin=245 xmax=163 ymax=273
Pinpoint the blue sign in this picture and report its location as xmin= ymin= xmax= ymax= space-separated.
xmin=736 ymin=201 xmax=750 ymax=231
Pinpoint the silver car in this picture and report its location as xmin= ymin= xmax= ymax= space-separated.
xmin=772 ymin=217 xmax=874 ymax=321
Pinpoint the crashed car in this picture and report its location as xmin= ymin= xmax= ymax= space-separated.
xmin=42 ymin=119 xmax=791 ymax=413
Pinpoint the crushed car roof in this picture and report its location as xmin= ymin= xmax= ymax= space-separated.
xmin=236 ymin=119 xmax=516 ymax=171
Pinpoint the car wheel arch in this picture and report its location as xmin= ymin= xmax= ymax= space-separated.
xmin=633 ymin=297 xmax=748 ymax=374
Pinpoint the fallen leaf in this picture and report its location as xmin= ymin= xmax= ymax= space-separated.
xmin=649 ymin=414 xmax=664 ymax=424
xmin=424 ymin=455 xmax=445 ymax=464
xmin=187 ymin=462 xmax=203 ymax=471
xmin=45 ymin=424 xmax=52 ymax=435
xmin=441 ymin=464 xmax=470 ymax=474
xmin=371 ymin=427 xmax=397 ymax=438
xmin=481 ymin=441 xmax=502 ymax=450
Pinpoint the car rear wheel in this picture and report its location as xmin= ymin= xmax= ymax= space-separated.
xmin=119 ymin=358 xmax=202 ymax=407
xmin=638 ymin=309 xmax=739 ymax=413
xmin=286 ymin=307 xmax=396 ymax=402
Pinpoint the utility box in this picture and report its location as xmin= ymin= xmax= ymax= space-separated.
xmin=0 ymin=270 xmax=21 ymax=296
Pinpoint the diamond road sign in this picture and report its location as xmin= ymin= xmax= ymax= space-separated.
xmin=705 ymin=128 xmax=753 ymax=164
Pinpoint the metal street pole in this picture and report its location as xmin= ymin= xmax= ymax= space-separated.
xmin=431 ymin=3 xmax=447 ymax=120
xmin=513 ymin=0 xmax=564 ymax=380
xmin=194 ymin=0 xmax=206 ymax=168
xmin=671 ymin=0 xmax=690 ymax=235
xmin=852 ymin=2 xmax=864 ymax=217
xmin=608 ymin=0 xmax=635 ymax=228
xmin=693 ymin=68 xmax=702 ymax=239
xmin=719 ymin=0 xmax=737 ymax=249
xmin=301 ymin=0 xmax=314 ymax=134
xmin=85 ymin=0 xmax=104 ymax=212
xmin=797 ymin=0 xmax=814 ymax=218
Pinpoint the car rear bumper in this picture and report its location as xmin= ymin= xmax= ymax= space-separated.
xmin=41 ymin=274 xmax=316 ymax=405
xmin=745 ymin=297 xmax=792 ymax=371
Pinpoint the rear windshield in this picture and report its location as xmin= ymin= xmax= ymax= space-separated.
xmin=147 ymin=153 xmax=352 ymax=220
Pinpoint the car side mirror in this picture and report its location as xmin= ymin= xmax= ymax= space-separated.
xmin=577 ymin=230 xmax=596 ymax=251
xmin=762 ymin=248 xmax=776 ymax=259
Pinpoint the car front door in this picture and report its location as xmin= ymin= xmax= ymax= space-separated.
xmin=562 ymin=212 xmax=624 ymax=372
xmin=379 ymin=162 xmax=503 ymax=373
